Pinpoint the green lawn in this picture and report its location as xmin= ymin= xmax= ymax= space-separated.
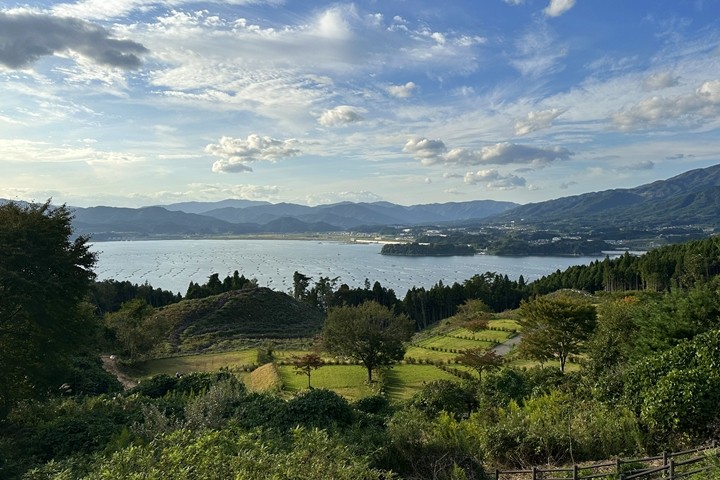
xmin=381 ymin=364 xmax=457 ymax=401
xmin=417 ymin=335 xmax=494 ymax=351
xmin=488 ymin=318 xmax=521 ymax=331
xmin=278 ymin=364 xmax=378 ymax=400
xmin=404 ymin=346 xmax=459 ymax=362
xmin=124 ymin=349 xmax=259 ymax=379
xmin=446 ymin=327 xmax=512 ymax=342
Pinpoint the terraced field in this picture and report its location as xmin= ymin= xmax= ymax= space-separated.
xmin=117 ymin=313 xmax=532 ymax=400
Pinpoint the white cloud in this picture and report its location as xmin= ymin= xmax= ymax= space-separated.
xmin=514 ymin=108 xmax=564 ymax=135
xmin=504 ymin=0 xmax=525 ymax=5
xmin=617 ymin=161 xmax=655 ymax=171
xmin=402 ymin=137 xmax=447 ymax=165
xmin=464 ymin=169 xmax=527 ymax=189
xmin=206 ymin=134 xmax=301 ymax=173
xmin=305 ymin=190 xmax=383 ymax=205
xmin=186 ymin=182 xmax=281 ymax=200
xmin=544 ymin=0 xmax=576 ymax=18
xmin=643 ymin=71 xmax=680 ymax=91
xmin=387 ymin=81 xmax=417 ymax=98
xmin=612 ymin=80 xmax=720 ymax=130
xmin=407 ymin=138 xmax=572 ymax=167
xmin=318 ymin=105 xmax=366 ymax=126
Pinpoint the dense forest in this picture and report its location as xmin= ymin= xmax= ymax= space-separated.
xmin=2 ymin=201 xmax=720 ymax=479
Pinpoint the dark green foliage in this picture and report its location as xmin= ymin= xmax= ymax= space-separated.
xmin=90 ymin=279 xmax=181 ymax=314
xmin=353 ymin=395 xmax=393 ymax=416
xmin=185 ymin=270 xmax=253 ymax=300
xmin=621 ymin=329 xmax=720 ymax=446
xmin=61 ymin=356 xmax=123 ymax=396
xmin=285 ymin=389 xmax=354 ymax=430
xmin=0 ymin=395 xmax=143 ymax=478
xmin=0 ymin=201 xmax=97 ymax=412
xmin=129 ymin=371 xmax=236 ymax=399
xmin=381 ymin=242 xmax=476 ymax=256
xmin=409 ymin=379 xmax=477 ymax=419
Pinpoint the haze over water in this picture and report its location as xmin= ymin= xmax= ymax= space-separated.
xmin=93 ymin=239 xmax=605 ymax=296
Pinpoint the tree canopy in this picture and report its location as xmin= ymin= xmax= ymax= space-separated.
xmin=518 ymin=294 xmax=597 ymax=372
xmin=0 ymin=201 xmax=97 ymax=411
xmin=322 ymin=301 xmax=414 ymax=382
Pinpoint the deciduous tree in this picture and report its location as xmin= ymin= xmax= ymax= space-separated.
xmin=322 ymin=301 xmax=414 ymax=382
xmin=518 ymin=295 xmax=597 ymax=372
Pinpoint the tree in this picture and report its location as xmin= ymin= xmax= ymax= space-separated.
xmin=455 ymin=348 xmax=503 ymax=379
xmin=518 ymin=295 xmax=597 ymax=372
xmin=105 ymin=298 xmax=169 ymax=360
xmin=291 ymin=352 xmax=324 ymax=388
xmin=322 ymin=301 xmax=414 ymax=382
xmin=0 ymin=201 xmax=97 ymax=411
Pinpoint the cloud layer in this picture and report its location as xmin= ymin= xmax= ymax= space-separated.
xmin=0 ymin=12 xmax=147 ymax=69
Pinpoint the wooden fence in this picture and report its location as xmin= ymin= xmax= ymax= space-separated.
xmin=494 ymin=443 xmax=718 ymax=480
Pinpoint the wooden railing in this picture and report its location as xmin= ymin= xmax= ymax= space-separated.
xmin=494 ymin=443 xmax=718 ymax=480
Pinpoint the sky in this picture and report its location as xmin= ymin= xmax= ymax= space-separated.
xmin=1 ymin=0 xmax=720 ymax=208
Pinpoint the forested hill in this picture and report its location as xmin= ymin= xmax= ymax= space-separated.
xmin=487 ymin=163 xmax=720 ymax=228
xmin=151 ymin=287 xmax=325 ymax=353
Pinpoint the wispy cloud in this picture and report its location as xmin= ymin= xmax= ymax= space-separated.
xmin=543 ymin=0 xmax=576 ymax=18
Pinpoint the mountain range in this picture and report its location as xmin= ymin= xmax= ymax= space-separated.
xmin=489 ymin=163 xmax=720 ymax=228
xmin=3 ymin=163 xmax=719 ymax=238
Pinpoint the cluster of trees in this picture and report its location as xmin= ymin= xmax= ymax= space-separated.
xmin=530 ymin=238 xmax=720 ymax=294
xmin=185 ymin=270 xmax=255 ymax=299
xmin=380 ymin=242 xmax=476 ymax=256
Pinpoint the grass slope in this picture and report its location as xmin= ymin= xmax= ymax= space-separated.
xmin=151 ymin=287 xmax=325 ymax=353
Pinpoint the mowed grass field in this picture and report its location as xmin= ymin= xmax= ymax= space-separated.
xmin=416 ymin=335 xmax=494 ymax=350
xmin=382 ymin=364 xmax=458 ymax=401
xmin=117 ymin=315 xmax=533 ymax=400
xmin=278 ymin=364 xmax=378 ymax=400
xmin=124 ymin=349 xmax=260 ymax=378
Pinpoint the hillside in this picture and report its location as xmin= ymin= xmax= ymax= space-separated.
xmin=153 ymin=287 xmax=325 ymax=353
xmin=489 ymin=163 xmax=720 ymax=228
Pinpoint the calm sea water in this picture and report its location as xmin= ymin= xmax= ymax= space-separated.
xmin=92 ymin=239 xmax=604 ymax=296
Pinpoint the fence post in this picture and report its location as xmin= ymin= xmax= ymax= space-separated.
xmin=495 ymin=468 xmax=499 ymax=480
xmin=532 ymin=466 xmax=538 ymax=480
xmin=669 ymin=458 xmax=675 ymax=480
xmin=616 ymin=457 xmax=622 ymax=477
xmin=572 ymin=464 xmax=578 ymax=480
xmin=662 ymin=450 xmax=668 ymax=466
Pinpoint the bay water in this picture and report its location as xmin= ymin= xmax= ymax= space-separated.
xmin=93 ymin=239 xmax=605 ymax=296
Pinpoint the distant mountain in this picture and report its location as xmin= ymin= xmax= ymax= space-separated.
xmin=202 ymin=199 xmax=518 ymax=228
xmin=488 ymin=163 xmax=720 ymax=228
xmin=64 ymin=198 xmax=518 ymax=239
xmin=161 ymin=199 xmax=270 ymax=214
xmin=71 ymin=206 xmax=261 ymax=238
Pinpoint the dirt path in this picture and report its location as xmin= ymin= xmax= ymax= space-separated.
xmin=491 ymin=334 xmax=522 ymax=356
xmin=101 ymin=355 xmax=138 ymax=390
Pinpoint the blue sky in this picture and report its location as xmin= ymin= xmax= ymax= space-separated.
xmin=1 ymin=0 xmax=720 ymax=207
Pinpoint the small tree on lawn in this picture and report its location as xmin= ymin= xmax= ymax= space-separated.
xmin=518 ymin=295 xmax=597 ymax=373
xmin=322 ymin=301 xmax=414 ymax=383
xmin=291 ymin=352 xmax=324 ymax=388
xmin=455 ymin=348 xmax=503 ymax=379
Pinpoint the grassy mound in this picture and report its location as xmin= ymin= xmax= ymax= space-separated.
xmin=152 ymin=287 xmax=325 ymax=352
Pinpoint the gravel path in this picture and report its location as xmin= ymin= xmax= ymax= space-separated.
xmin=101 ymin=355 xmax=138 ymax=390
xmin=491 ymin=334 xmax=522 ymax=356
